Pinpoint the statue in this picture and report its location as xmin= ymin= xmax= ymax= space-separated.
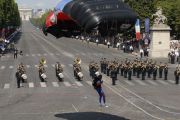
xmin=152 ymin=7 xmax=167 ymax=25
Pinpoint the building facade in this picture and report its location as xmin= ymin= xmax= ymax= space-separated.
xmin=19 ymin=7 xmax=32 ymax=21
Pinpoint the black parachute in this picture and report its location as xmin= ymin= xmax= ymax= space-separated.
xmin=44 ymin=0 xmax=138 ymax=37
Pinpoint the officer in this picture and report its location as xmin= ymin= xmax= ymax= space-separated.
xmin=152 ymin=64 xmax=158 ymax=80
xmin=132 ymin=61 xmax=137 ymax=76
xmin=16 ymin=71 xmax=21 ymax=88
xmin=147 ymin=63 xmax=152 ymax=78
xmin=164 ymin=63 xmax=168 ymax=80
xmin=159 ymin=62 xmax=164 ymax=78
xmin=136 ymin=63 xmax=141 ymax=78
xmin=127 ymin=64 xmax=132 ymax=80
xmin=120 ymin=61 xmax=124 ymax=76
xmin=14 ymin=48 xmax=18 ymax=59
xmin=100 ymin=58 xmax=103 ymax=73
xmin=106 ymin=62 xmax=110 ymax=76
xmin=141 ymin=64 xmax=146 ymax=80
xmin=124 ymin=64 xmax=128 ymax=78
xmin=174 ymin=67 xmax=179 ymax=84
xmin=110 ymin=65 xmax=117 ymax=85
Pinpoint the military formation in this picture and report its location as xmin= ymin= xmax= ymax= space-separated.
xmin=89 ymin=57 xmax=179 ymax=85
xmin=15 ymin=56 xmax=180 ymax=88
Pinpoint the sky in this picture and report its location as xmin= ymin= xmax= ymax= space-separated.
xmin=15 ymin=0 xmax=62 ymax=9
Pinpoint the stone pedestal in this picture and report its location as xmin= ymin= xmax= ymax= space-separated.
xmin=150 ymin=24 xmax=171 ymax=58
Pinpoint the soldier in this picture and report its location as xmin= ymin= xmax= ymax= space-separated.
xmin=120 ymin=61 xmax=124 ymax=76
xmin=159 ymin=62 xmax=164 ymax=78
xmin=124 ymin=64 xmax=128 ymax=78
xmin=174 ymin=67 xmax=179 ymax=84
xmin=110 ymin=65 xmax=117 ymax=85
xmin=136 ymin=63 xmax=141 ymax=78
xmin=141 ymin=64 xmax=146 ymax=80
xmin=107 ymin=61 xmax=110 ymax=76
xmin=100 ymin=58 xmax=104 ymax=73
xmin=152 ymin=64 xmax=158 ymax=80
xmin=127 ymin=64 xmax=132 ymax=80
xmin=14 ymin=48 xmax=18 ymax=59
xmin=132 ymin=60 xmax=137 ymax=76
xmin=164 ymin=63 xmax=168 ymax=80
xmin=147 ymin=63 xmax=152 ymax=78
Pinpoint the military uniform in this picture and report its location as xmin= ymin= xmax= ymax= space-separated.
xmin=111 ymin=67 xmax=117 ymax=85
xmin=127 ymin=64 xmax=132 ymax=80
xmin=164 ymin=64 xmax=168 ymax=80
xmin=159 ymin=63 xmax=164 ymax=78
xmin=152 ymin=65 xmax=158 ymax=80
xmin=174 ymin=67 xmax=179 ymax=84
xmin=141 ymin=65 xmax=146 ymax=80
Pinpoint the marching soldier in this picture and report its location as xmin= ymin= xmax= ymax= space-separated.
xmin=147 ymin=63 xmax=152 ymax=78
xmin=159 ymin=62 xmax=164 ymax=78
xmin=174 ymin=67 xmax=179 ymax=84
xmin=152 ymin=64 xmax=158 ymax=80
xmin=124 ymin=64 xmax=128 ymax=78
xmin=100 ymin=58 xmax=104 ymax=73
xmin=141 ymin=64 xmax=146 ymax=80
xmin=136 ymin=63 xmax=141 ymax=78
xmin=107 ymin=61 xmax=110 ymax=76
xmin=110 ymin=65 xmax=117 ymax=85
xmin=132 ymin=61 xmax=137 ymax=76
xmin=127 ymin=64 xmax=132 ymax=80
xmin=164 ymin=63 xmax=168 ymax=80
xmin=120 ymin=61 xmax=124 ymax=76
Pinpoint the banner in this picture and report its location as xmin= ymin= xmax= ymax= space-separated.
xmin=135 ymin=19 xmax=141 ymax=41
xmin=145 ymin=18 xmax=150 ymax=33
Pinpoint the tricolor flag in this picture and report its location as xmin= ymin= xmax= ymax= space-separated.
xmin=135 ymin=19 xmax=141 ymax=41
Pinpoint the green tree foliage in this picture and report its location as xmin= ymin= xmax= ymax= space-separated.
xmin=0 ymin=0 xmax=21 ymax=29
xmin=30 ymin=10 xmax=52 ymax=29
xmin=125 ymin=0 xmax=180 ymax=38
xmin=156 ymin=0 xmax=180 ymax=37
xmin=124 ymin=0 xmax=156 ymax=27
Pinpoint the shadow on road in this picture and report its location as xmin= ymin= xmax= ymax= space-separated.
xmin=55 ymin=112 xmax=130 ymax=120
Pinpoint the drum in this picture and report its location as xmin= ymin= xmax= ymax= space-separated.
xmin=21 ymin=74 xmax=27 ymax=80
xmin=78 ymin=72 xmax=83 ymax=78
xmin=41 ymin=73 xmax=47 ymax=79
xmin=58 ymin=73 xmax=64 ymax=79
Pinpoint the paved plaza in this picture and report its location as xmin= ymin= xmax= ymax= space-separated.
xmin=0 ymin=22 xmax=180 ymax=120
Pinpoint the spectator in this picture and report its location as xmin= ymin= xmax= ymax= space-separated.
xmin=140 ymin=48 xmax=144 ymax=58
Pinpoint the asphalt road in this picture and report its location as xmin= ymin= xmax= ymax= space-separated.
xmin=0 ymin=21 xmax=180 ymax=120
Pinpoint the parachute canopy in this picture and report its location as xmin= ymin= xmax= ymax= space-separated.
xmin=43 ymin=0 xmax=138 ymax=38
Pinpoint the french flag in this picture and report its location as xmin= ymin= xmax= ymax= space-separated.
xmin=135 ymin=19 xmax=141 ymax=41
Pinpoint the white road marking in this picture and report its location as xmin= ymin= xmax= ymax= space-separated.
xmin=63 ymin=82 xmax=71 ymax=87
xmin=26 ymin=65 xmax=30 ymax=68
xmin=52 ymin=82 xmax=59 ymax=87
xmin=37 ymin=54 xmax=41 ymax=56
xmin=40 ymin=82 xmax=47 ymax=88
xmin=75 ymin=81 xmax=83 ymax=86
xmin=1 ymin=66 xmax=5 ymax=70
xmin=9 ymin=66 xmax=14 ymax=69
xmin=50 ymin=53 xmax=54 ymax=55
xmin=157 ymin=80 xmax=169 ymax=85
xmin=43 ymin=53 xmax=47 ymax=56
xmin=29 ymin=82 xmax=34 ymax=88
xmin=61 ymin=64 xmax=65 ymax=67
xmin=32 ymin=54 xmax=35 ymax=57
xmin=72 ymin=104 xmax=79 ymax=112
xmin=86 ymin=81 xmax=92 ymax=86
xmin=134 ymin=80 xmax=147 ymax=86
xmin=44 ymin=65 xmax=48 ymax=68
xmin=4 ymin=84 xmax=10 ymax=89
xmin=146 ymin=80 xmax=158 ymax=86
xmin=26 ymin=54 xmax=29 ymax=57
xmin=124 ymin=80 xmax=135 ymax=86
xmin=35 ymin=65 xmax=38 ymax=68
xmin=51 ymin=64 xmax=55 ymax=68
xmin=7 ymin=55 xmax=10 ymax=58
